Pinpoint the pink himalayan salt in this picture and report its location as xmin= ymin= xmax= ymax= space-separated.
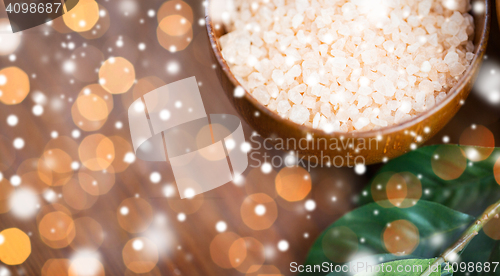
xmin=253 ymin=87 xmax=270 ymax=105
xmin=312 ymin=113 xmax=321 ymax=129
xmin=449 ymin=62 xmax=467 ymax=76
xmin=288 ymin=84 xmax=306 ymax=104
xmin=277 ymin=100 xmax=291 ymax=115
xmin=303 ymin=96 xmax=316 ymax=109
xmin=220 ymin=0 xmax=474 ymax=132
xmin=374 ymin=77 xmax=396 ymax=97
xmin=289 ymin=105 xmax=310 ymax=125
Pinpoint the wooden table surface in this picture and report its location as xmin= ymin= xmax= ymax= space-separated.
xmin=0 ymin=1 xmax=499 ymax=275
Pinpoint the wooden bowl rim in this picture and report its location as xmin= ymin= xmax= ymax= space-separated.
xmin=205 ymin=1 xmax=491 ymax=139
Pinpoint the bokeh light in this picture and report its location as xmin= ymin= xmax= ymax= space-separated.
xmin=371 ymin=172 xmax=398 ymax=208
xmin=157 ymin=0 xmax=193 ymax=23
xmin=9 ymin=187 xmax=39 ymax=219
xmin=157 ymin=26 xmax=192 ymax=54
xmin=124 ymin=266 xmax=161 ymax=276
xmin=63 ymin=0 xmax=100 ymax=32
xmin=167 ymin=188 xmax=204 ymax=214
xmin=50 ymin=15 xmax=74 ymax=34
xmin=78 ymin=167 xmax=116 ymax=196
xmin=98 ymin=57 xmax=136 ymax=95
xmin=38 ymin=136 xmax=79 ymax=187
xmin=108 ymin=136 xmax=134 ymax=173
xmin=396 ymin=172 xmax=422 ymax=208
xmin=79 ymin=134 xmax=115 ymax=171
xmin=71 ymin=102 xmax=107 ymax=132
xmin=38 ymin=211 xmax=76 ymax=249
xmin=474 ymin=61 xmax=500 ymax=106
xmin=275 ymin=167 xmax=311 ymax=202
xmin=75 ymin=84 xmax=113 ymax=121
xmin=63 ymin=178 xmax=98 ymax=210
xmin=17 ymin=158 xmax=49 ymax=194
xmin=383 ymin=220 xmax=420 ymax=255
xmin=0 ymin=19 xmax=21 ymax=55
xmin=0 ymin=228 xmax=31 ymax=265
xmin=79 ymin=4 xmax=110 ymax=39
xmin=372 ymin=172 xmax=422 ymax=208
xmin=385 ymin=173 xmax=408 ymax=207
xmin=0 ymin=66 xmax=30 ymax=105
xmin=122 ymin=76 xmax=166 ymax=109
xmin=431 ymin=145 xmax=467 ymax=180
xmin=42 ymin=259 xmax=70 ymax=276
xmin=459 ymin=125 xmax=495 ymax=162
xmin=38 ymin=149 xmax=74 ymax=186
xmin=228 ymin=237 xmax=265 ymax=273
xmin=36 ymin=204 xmax=72 ymax=225
xmin=156 ymin=1 xmax=193 ymax=53
xmin=117 ymin=198 xmax=153 ymax=233
xmin=197 ymin=123 xmax=232 ymax=161
xmin=122 ymin=237 xmax=159 ymax=273
xmin=68 ymin=251 xmax=105 ymax=276
xmin=39 ymin=148 xmax=73 ymax=174
xmin=76 ymin=84 xmax=113 ymax=122
xmin=494 ymin=157 xmax=500 ymax=185
xmin=159 ymin=15 xmax=192 ymax=36
xmin=210 ymin=232 xmax=241 ymax=269
xmin=240 ymin=193 xmax=278 ymax=230
xmin=484 ymin=216 xmax=500 ymax=240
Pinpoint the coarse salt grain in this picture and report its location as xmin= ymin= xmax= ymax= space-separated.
xmin=289 ymin=105 xmax=310 ymax=125
xmin=219 ymin=0 xmax=474 ymax=132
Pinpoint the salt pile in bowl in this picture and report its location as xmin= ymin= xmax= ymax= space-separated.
xmin=217 ymin=0 xmax=475 ymax=132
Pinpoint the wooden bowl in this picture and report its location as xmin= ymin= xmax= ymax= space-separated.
xmin=206 ymin=1 xmax=491 ymax=166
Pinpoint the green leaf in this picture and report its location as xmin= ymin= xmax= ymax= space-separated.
xmin=352 ymin=258 xmax=440 ymax=276
xmin=358 ymin=145 xmax=500 ymax=217
xmin=355 ymin=145 xmax=500 ymax=276
xmin=302 ymin=200 xmax=474 ymax=276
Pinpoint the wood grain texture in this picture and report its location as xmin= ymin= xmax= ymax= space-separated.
xmin=0 ymin=1 xmax=499 ymax=276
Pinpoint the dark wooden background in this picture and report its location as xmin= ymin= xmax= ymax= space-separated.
xmin=0 ymin=0 xmax=499 ymax=275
